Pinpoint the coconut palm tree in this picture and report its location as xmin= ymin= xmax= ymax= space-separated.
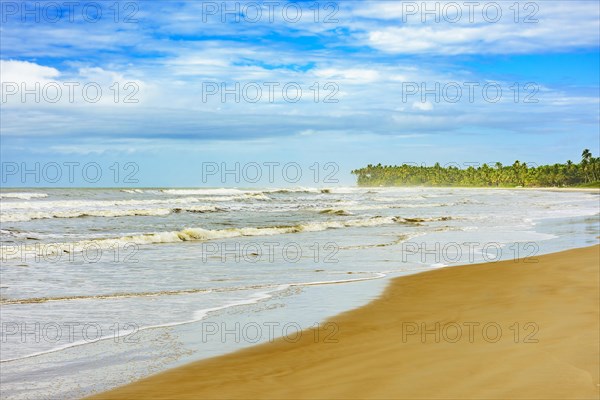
xmin=350 ymin=150 xmax=595 ymax=187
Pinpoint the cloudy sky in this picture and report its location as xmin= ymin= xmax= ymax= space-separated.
xmin=1 ymin=0 xmax=599 ymax=186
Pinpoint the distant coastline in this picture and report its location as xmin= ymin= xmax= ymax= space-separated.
xmin=352 ymin=149 xmax=600 ymax=188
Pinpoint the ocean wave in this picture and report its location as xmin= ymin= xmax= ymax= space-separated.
xmin=0 ymin=273 xmax=387 ymax=363
xmin=392 ymin=216 xmax=452 ymax=225
xmin=0 ymin=194 xmax=264 ymax=211
xmin=160 ymin=188 xmax=255 ymax=196
xmin=172 ymin=206 xmax=226 ymax=214
xmin=371 ymin=197 xmax=447 ymax=207
xmin=1 ymin=197 xmax=190 ymax=210
xmin=239 ymin=193 xmax=271 ymax=201
xmin=331 ymin=203 xmax=441 ymax=211
xmin=0 ymin=216 xmax=406 ymax=259
xmin=1 ymin=273 xmax=387 ymax=306
xmin=1 ymin=206 xmax=226 ymax=223
xmin=319 ymin=209 xmax=353 ymax=216
xmin=162 ymin=188 xmax=325 ymax=196
xmin=0 ymin=192 xmax=48 ymax=200
xmin=0 ymin=284 xmax=275 ymax=305
xmin=263 ymin=188 xmax=320 ymax=194
xmin=339 ymin=234 xmax=416 ymax=250
xmin=120 ymin=189 xmax=144 ymax=194
xmin=0 ymin=288 xmax=211 ymax=305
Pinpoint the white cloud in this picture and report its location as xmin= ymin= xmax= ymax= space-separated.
xmin=0 ymin=59 xmax=60 ymax=84
xmin=412 ymin=101 xmax=434 ymax=111
xmin=313 ymin=68 xmax=380 ymax=83
xmin=1 ymin=1 xmax=598 ymax=154
xmin=1 ymin=61 xmax=145 ymax=107
xmin=351 ymin=1 xmax=599 ymax=55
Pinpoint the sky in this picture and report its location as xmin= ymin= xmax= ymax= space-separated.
xmin=1 ymin=0 xmax=599 ymax=187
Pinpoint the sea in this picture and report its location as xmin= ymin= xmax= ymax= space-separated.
xmin=0 ymin=187 xmax=598 ymax=399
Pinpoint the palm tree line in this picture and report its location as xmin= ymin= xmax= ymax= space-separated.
xmin=352 ymin=149 xmax=600 ymax=187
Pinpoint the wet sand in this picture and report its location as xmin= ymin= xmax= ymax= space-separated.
xmin=92 ymin=245 xmax=600 ymax=399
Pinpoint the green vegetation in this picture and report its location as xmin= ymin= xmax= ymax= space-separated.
xmin=577 ymin=181 xmax=600 ymax=188
xmin=352 ymin=149 xmax=600 ymax=188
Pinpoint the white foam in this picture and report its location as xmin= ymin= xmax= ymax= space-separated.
xmin=430 ymin=263 xmax=448 ymax=268
xmin=0 ymin=196 xmax=227 ymax=211
xmin=0 ymin=206 xmax=224 ymax=223
xmin=0 ymin=208 xmax=172 ymax=223
xmin=0 ymin=273 xmax=388 ymax=363
xmin=0 ymin=192 xmax=48 ymax=200
xmin=120 ymin=189 xmax=144 ymax=194
xmin=160 ymin=188 xmax=256 ymax=196
xmin=0 ymin=216 xmax=402 ymax=259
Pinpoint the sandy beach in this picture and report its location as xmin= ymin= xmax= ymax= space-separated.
xmin=92 ymin=245 xmax=600 ymax=400
xmin=4 ymin=1 xmax=599 ymax=398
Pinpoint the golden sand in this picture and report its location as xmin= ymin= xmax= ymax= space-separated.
xmin=92 ymin=245 xmax=600 ymax=399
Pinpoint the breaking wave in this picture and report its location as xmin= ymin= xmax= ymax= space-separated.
xmin=0 ymin=206 xmax=226 ymax=223
xmin=120 ymin=189 xmax=144 ymax=194
xmin=160 ymin=188 xmax=257 ymax=196
xmin=0 ymin=192 xmax=48 ymax=200
xmin=319 ymin=209 xmax=354 ymax=216
xmin=0 ymin=216 xmax=411 ymax=259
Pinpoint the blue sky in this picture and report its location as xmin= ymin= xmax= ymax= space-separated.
xmin=1 ymin=0 xmax=599 ymax=187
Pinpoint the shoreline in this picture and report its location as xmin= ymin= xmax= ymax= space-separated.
xmin=91 ymin=245 xmax=600 ymax=400
xmin=355 ymin=186 xmax=600 ymax=193
xmin=1 ymin=186 xmax=598 ymax=192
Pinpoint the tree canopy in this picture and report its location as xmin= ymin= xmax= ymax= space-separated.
xmin=352 ymin=150 xmax=600 ymax=188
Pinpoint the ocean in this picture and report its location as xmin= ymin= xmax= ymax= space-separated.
xmin=0 ymin=187 xmax=598 ymax=399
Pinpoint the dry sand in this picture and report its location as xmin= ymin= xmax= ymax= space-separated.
xmin=92 ymin=245 xmax=600 ymax=399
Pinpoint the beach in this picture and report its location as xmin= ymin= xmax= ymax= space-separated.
xmin=1 ymin=187 xmax=598 ymax=398
xmin=4 ymin=0 xmax=600 ymax=398
xmin=93 ymin=245 xmax=600 ymax=400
